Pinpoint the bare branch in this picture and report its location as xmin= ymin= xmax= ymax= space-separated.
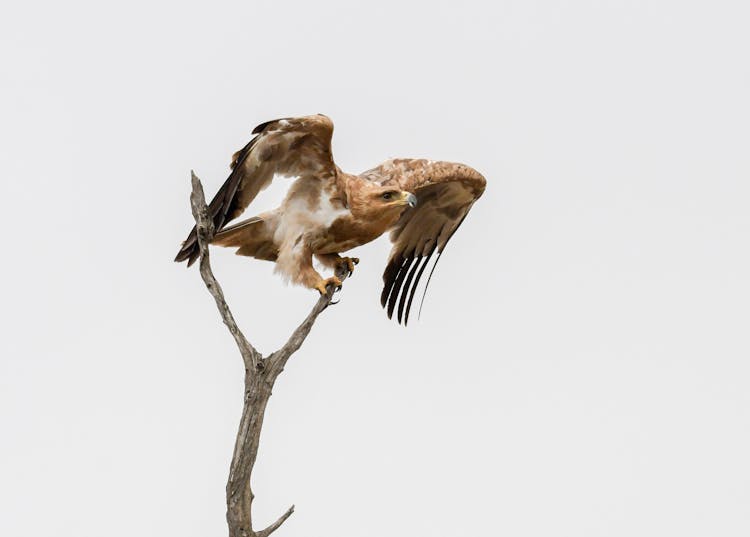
xmin=265 ymin=265 xmax=349 ymax=379
xmin=186 ymin=171 xmax=346 ymax=537
xmin=189 ymin=171 xmax=261 ymax=369
xmin=257 ymin=505 xmax=295 ymax=537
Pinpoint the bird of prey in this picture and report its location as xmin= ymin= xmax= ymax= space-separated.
xmin=175 ymin=114 xmax=485 ymax=324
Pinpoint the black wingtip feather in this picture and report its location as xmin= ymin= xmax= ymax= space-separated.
xmin=251 ymin=117 xmax=291 ymax=134
xmin=381 ymin=257 xmax=404 ymax=307
xmin=414 ymin=214 xmax=471 ymax=321
xmin=251 ymin=119 xmax=276 ymax=134
xmin=397 ymin=255 xmax=425 ymax=324
xmin=386 ymin=255 xmax=416 ymax=320
xmin=403 ymin=246 xmax=437 ymax=326
xmin=417 ymin=251 xmax=443 ymax=321
xmin=175 ymin=144 xmax=254 ymax=268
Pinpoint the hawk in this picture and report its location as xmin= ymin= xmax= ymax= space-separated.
xmin=175 ymin=115 xmax=486 ymax=324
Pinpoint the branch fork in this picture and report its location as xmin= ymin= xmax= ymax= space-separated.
xmin=188 ymin=171 xmax=347 ymax=537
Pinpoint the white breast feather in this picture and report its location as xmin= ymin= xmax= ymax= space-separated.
xmin=273 ymin=186 xmax=349 ymax=283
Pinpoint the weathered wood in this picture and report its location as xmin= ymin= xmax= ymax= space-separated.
xmin=188 ymin=171 xmax=347 ymax=537
xmin=190 ymin=171 xmax=262 ymax=371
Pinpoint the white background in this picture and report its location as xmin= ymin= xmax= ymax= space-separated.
xmin=2 ymin=1 xmax=749 ymax=536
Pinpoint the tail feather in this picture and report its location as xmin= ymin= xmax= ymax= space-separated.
xmin=212 ymin=216 xmax=264 ymax=246
xmin=211 ymin=214 xmax=279 ymax=262
xmin=174 ymin=229 xmax=201 ymax=266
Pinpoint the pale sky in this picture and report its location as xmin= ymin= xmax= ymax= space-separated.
xmin=2 ymin=1 xmax=749 ymax=536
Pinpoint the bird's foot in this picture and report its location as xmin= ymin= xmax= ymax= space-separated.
xmin=336 ymin=257 xmax=359 ymax=276
xmin=314 ymin=276 xmax=343 ymax=296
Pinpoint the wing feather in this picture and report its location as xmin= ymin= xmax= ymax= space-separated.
xmin=363 ymin=159 xmax=485 ymax=324
xmin=403 ymin=246 xmax=437 ymax=326
xmin=175 ymin=114 xmax=335 ymax=266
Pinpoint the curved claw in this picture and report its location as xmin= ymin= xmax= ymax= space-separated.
xmin=348 ymin=257 xmax=359 ymax=276
xmin=336 ymin=257 xmax=360 ymax=277
xmin=314 ymin=276 xmax=343 ymax=296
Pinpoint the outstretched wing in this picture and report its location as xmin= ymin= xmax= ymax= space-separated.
xmin=362 ymin=159 xmax=486 ymax=325
xmin=175 ymin=114 xmax=336 ymax=266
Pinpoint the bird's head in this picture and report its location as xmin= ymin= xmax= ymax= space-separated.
xmin=376 ymin=188 xmax=418 ymax=208
xmin=354 ymin=185 xmax=416 ymax=220
xmin=373 ymin=187 xmax=417 ymax=208
xmin=373 ymin=185 xmax=417 ymax=208
xmin=345 ymin=181 xmax=417 ymax=226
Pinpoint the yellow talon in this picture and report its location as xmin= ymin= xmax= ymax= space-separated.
xmin=314 ymin=276 xmax=343 ymax=295
xmin=337 ymin=257 xmax=359 ymax=274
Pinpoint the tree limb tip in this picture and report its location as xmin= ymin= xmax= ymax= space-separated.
xmin=257 ymin=505 xmax=295 ymax=537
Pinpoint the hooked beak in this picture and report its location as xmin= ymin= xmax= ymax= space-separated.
xmin=403 ymin=192 xmax=417 ymax=208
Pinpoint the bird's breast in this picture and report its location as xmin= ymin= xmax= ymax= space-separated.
xmin=312 ymin=213 xmax=391 ymax=254
xmin=277 ymin=179 xmax=398 ymax=254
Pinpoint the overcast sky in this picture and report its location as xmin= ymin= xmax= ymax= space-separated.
xmin=2 ymin=1 xmax=749 ymax=536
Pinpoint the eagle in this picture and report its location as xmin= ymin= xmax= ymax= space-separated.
xmin=175 ymin=114 xmax=486 ymax=324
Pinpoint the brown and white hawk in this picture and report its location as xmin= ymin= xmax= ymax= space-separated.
xmin=175 ymin=114 xmax=486 ymax=324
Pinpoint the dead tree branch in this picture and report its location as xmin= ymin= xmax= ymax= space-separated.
xmin=188 ymin=171 xmax=347 ymax=537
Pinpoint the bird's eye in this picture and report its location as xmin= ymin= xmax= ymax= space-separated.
xmin=382 ymin=192 xmax=393 ymax=200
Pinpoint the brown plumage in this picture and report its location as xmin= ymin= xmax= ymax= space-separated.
xmin=175 ymin=114 xmax=486 ymax=324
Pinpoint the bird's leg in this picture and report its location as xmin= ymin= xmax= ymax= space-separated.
xmin=315 ymin=253 xmax=360 ymax=276
xmin=293 ymin=250 xmax=342 ymax=295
